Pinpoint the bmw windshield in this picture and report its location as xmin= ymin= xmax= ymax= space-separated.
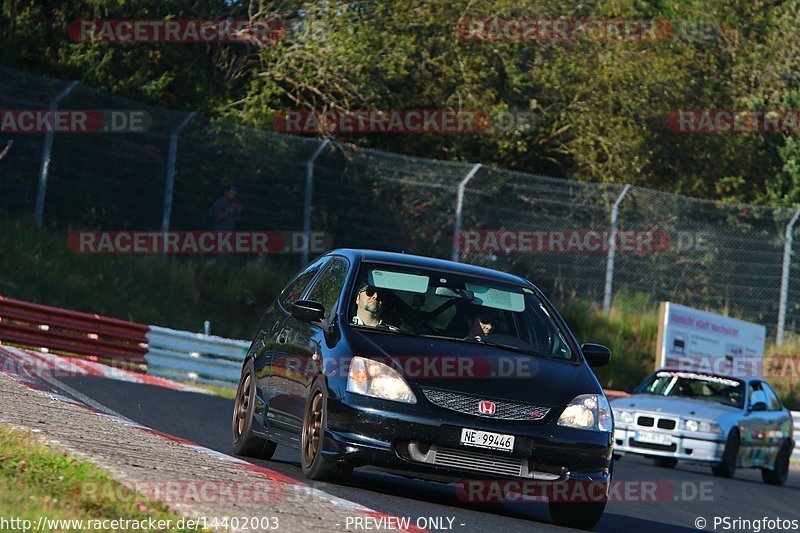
xmin=635 ymin=371 xmax=745 ymax=408
xmin=347 ymin=263 xmax=575 ymax=360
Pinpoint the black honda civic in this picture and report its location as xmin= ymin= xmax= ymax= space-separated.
xmin=232 ymin=249 xmax=613 ymax=528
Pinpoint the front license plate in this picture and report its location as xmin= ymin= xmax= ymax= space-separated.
xmin=636 ymin=431 xmax=673 ymax=445
xmin=460 ymin=428 xmax=515 ymax=452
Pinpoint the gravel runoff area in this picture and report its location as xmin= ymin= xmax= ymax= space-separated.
xmin=0 ymin=371 xmax=406 ymax=533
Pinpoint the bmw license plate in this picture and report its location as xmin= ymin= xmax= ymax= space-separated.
xmin=460 ymin=428 xmax=515 ymax=452
xmin=636 ymin=431 xmax=673 ymax=445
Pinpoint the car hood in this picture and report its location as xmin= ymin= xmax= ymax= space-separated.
xmin=346 ymin=328 xmax=600 ymax=407
xmin=610 ymin=394 xmax=741 ymax=419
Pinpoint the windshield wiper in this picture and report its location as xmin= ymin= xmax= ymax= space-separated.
xmin=417 ymin=334 xmax=544 ymax=356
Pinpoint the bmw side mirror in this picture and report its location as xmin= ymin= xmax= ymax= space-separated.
xmin=750 ymin=401 xmax=768 ymax=412
xmin=291 ymin=300 xmax=325 ymax=323
xmin=581 ymin=343 xmax=611 ymax=367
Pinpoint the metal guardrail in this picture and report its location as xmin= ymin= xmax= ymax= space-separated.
xmin=144 ymin=325 xmax=248 ymax=388
xmin=0 ymin=295 xmax=149 ymax=367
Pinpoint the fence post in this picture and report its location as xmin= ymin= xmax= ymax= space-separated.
xmin=161 ymin=112 xmax=196 ymax=239
xmin=34 ymin=81 xmax=79 ymax=228
xmin=777 ymin=207 xmax=800 ymax=344
xmin=451 ymin=163 xmax=482 ymax=262
xmin=603 ymin=184 xmax=632 ymax=313
xmin=301 ymin=139 xmax=330 ymax=268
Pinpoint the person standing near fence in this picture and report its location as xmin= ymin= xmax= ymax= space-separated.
xmin=211 ymin=184 xmax=242 ymax=230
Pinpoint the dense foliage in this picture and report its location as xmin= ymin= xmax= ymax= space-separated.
xmin=3 ymin=0 xmax=800 ymax=203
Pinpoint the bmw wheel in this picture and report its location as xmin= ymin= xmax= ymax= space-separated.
xmin=711 ymin=429 xmax=739 ymax=478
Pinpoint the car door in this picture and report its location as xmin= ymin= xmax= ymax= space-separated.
xmin=761 ymin=382 xmax=790 ymax=463
xmin=269 ymin=256 xmax=350 ymax=439
xmin=261 ymin=257 xmax=328 ymax=429
xmin=740 ymin=381 xmax=770 ymax=466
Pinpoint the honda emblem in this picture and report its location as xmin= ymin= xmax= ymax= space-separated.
xmin=478 ymin=400 xmax=496 ymax=416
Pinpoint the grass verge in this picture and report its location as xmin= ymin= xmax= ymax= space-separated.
xmin=0 ymin=424 xmax=203 ymax=532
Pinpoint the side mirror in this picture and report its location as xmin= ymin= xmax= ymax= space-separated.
xmin=291 ymin=300 xmax=325 ymax=323
xmin=750 ymin=401 xmax=768 ymax=412
xmin=581 ymin=343 xmax=611 ymax=367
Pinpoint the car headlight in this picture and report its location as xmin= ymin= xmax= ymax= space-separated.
xmin=682 ymin=418 xmax=721 ymax=434
xmin=346 ymin=356 xmax=417 ymax=404
xmin=558 ymin=394 xmax=612 ymax=432
xmin=613 ymin=409 xmax=634 ymax=425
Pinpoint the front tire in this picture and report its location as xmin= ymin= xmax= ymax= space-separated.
xmin=232 ymin=360 xmax=277 ymax=459
xmin=711 ymin=429 xmax=739 ymax=478
xmin=300 ymin=379 xmax=351 ymax=481
xmin=761 ymin=440 xmax=791 ymax=486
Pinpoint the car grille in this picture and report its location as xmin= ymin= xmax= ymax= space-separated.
xmin=657 ymin=419 xmax=676 ymax=430
xmin=635 ymin=414 xmax=678 ymax=431
xmin=432 ymin=446 xmax=525 ymax=477
xmin=421 ymin=388 xmax=550 ymax=421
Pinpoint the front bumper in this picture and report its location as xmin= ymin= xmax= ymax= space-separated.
xmin=322 ymin=391 xmax=613 ymax=483
xmin=613 ymin=426 xmax=726 ymax=463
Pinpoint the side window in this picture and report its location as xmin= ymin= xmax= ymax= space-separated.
xmin=278 ymin=259 xmax=326 ymax=311
xmin=748 ymin=382 xmax=767 ymax=409
xmin=761 ymin=382 xmax=783 ymax=411
xmin=306 ymin=259 xmax=349 ymax=317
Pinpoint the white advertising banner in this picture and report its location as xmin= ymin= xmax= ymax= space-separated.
xmin=656 ymin=302 xmax=766 ymax=377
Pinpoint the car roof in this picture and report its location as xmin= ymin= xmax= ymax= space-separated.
xmin=323 ymin=248 xmax=534 ymax=288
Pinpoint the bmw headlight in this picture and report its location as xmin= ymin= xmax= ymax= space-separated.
xmin=558 ymin=394 xmax=612 ymax=432
xmin=613 ymin=409 xmax=634 ymax=425
xmin=346 ymin=356 xmax=417 ymax=404
xmin=682 ymin=418 xmax=721 ymax=434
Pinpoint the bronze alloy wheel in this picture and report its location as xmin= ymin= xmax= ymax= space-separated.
xmin=300 ymin=380 xmax=351 ymax=481
xmin=231 ymin=362 xmax=277 ymax=459
xmin=233 ymin=373 xmax=251 ymax=442
xmin=303 ymin=391 xmax=324 ymax=463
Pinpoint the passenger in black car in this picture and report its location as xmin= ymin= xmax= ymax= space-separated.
xmin=467 ymin=311 xmax=497 ymax=342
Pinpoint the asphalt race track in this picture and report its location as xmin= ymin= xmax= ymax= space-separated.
xmin=28 ymin=372 xmax=794 ymax=533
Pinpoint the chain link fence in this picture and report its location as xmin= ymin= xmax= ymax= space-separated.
xmin=2 ymin=65 xmax=799 ymax=340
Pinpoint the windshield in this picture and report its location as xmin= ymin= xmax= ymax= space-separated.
xmin=636 ymin=371 xmax=744 ymax=408
xmin=347 ymin=263 xmax=575 ymax=360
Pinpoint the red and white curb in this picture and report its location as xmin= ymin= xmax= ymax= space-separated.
xmin=0 ymin=346 xmax=427 ymax=532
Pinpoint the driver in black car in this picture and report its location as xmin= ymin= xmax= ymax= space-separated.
xmin=351 ymin=282 xmax=399 ymax=331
